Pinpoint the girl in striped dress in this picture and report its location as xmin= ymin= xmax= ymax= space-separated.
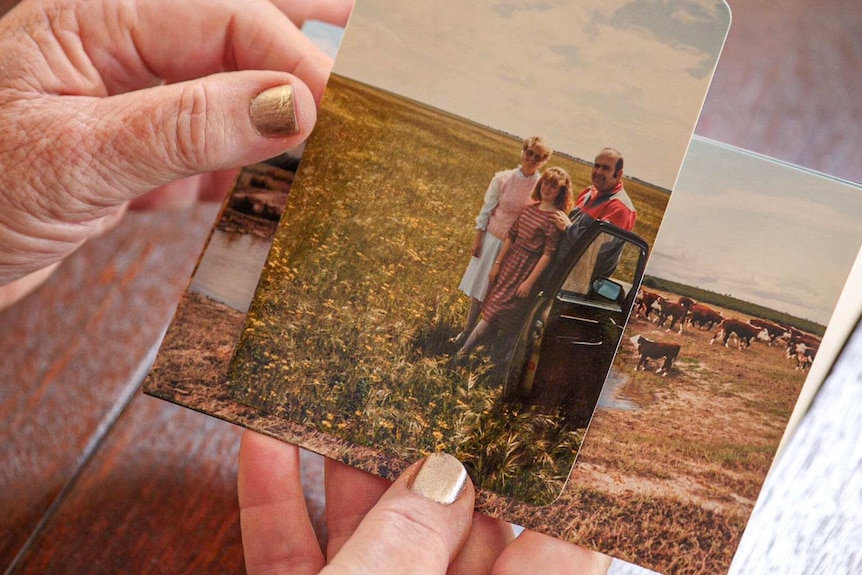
xmin=454 ymin=136 xmax=552 ymax=343
xmin=458 ymin=167 xmax=573 ymax=358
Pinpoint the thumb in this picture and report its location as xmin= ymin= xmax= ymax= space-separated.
xmin=0 ymin=71 xmax=316 ymax=283
xmin=78 ymin=70 xmax=318 ymax=206
xmin=325 ymin=454 xmax=475 ymax=575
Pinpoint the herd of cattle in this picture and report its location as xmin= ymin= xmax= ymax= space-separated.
xmin=627 ymin=289 xmax=822 ymax=377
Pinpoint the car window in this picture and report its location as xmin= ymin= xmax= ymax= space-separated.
xmin=558 ymin=231 xmax=641 ymax=306
xmin=560 ymin=237 xmax=603 ymax=296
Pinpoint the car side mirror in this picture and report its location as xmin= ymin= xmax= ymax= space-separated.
xmin=592 ymin=278 xmax=623 ymax=302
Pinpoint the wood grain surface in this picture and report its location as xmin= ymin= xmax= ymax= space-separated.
xmin=0 ymin=206 xmax=221 ymax=572
xmin=2 ymin=0 xmax=860 ymax=574
xmin=11 ymin=395 xmax=246 ymax=574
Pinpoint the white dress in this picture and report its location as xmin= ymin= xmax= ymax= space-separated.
xmin=458 ymin=167 xmax=538 ymax=301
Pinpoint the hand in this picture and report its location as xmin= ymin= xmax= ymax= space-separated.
xmin=471 ymin=230 xmax=485 ymax=258
xmin=238 ymin=431 xmax=613 ymax=574
xmin=550 ymin=210 xmax=572 ymax=231
xmin=516 ymin=279 xmax=534 ymax=298
xmin=488 ymin=262 xmax=500 ymax=284
xmin=0 ymin=0 xmax=353 ymax=305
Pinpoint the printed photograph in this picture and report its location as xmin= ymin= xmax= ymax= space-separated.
xmin=493 ymin=136 xmax=862 ymax=571
xmin=225 ymin=0 xmax=731 ymax=505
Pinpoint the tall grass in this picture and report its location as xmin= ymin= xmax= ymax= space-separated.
xmin=229 ymin=75 xmax=667 ymax=504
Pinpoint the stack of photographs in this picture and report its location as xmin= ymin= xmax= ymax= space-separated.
xmin=144 ymin=2 xmax=862 ymax=572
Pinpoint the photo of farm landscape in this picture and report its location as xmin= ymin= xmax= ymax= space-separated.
xmin=226 ymin=75 xmax=671 ymax=505
xmin=509 ymin=137 xmax=862 ymax=572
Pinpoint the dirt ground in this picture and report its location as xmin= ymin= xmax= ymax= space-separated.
xmin=589 ymin=288 xmax=808 ymax=513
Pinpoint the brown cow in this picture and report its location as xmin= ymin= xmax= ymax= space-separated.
xmin=788 ymin=342 xmax=817 ymax=371
xmin=630 ymin=335 xmax=680 ymax=376
xmin=749 ymin=318 xmax=791 ymax=346
xmin=635 ymin=289 xmax=662 ymax=321
xmin=785 ymin=327 xmax=822 ymax=347
xmin=786 ymin=332 xmax=822 ymax=350
xmin=677 ymin=296 xmax=696 ymax=309
xmin=785 ymin=333 xmax=821 ymax=363
xmin=687 ymin=303 xmax=723 ymax=330
xmin=651 ymin=296 xmax=693 ymax=334
xmin=710 ymin=318 xmax=770 ymax=349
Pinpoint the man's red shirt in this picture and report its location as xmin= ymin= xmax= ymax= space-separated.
xmin=575 ymin=180 xmax=637 ymax=231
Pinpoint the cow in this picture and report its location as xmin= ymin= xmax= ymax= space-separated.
xmin=784 ymin=332 xmax=821 ymax=356
xmin=749 ymin=319 xmax=791 ymax=346
xmin=794 ymin=332 xmax=821 ymax=348
xmin=710 ymin=318 xmax=770 ymax=349
xmin=630 ymin=335 xmax=680 ymax=376
xmin=787 ymin=342 xmax=818 ymax=371
xmin=651 ymin=296 xmax=693 ymax=334
xmin=687 ymin=303 xmax=724 ymax=331
xmin=786 ymin=326 xmax=804 ymax=339
xmin=677 ymin=296 xmax=696 ymax=309
xmin=635 ymin=289 xmax=662 ymax=321
xmin=784 ymin=327 xmax=821 ymax=347
xmin=785 ymin=333 xmax=821 ymax=360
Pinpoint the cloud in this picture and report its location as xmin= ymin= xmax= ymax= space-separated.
xmin=646 ymin=139 xmax=862 ymax=323
xmin=332 ymin=1 xmax=729 ymax=188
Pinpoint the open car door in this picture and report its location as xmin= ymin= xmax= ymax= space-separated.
xmin=503 ymin=220 xmax=649 ymax=428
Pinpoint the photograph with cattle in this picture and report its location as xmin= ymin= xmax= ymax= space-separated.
xmin=522 ymin=136 xmax=862 ymax=570
xmin=224 ymin=1 xmax=730 ymax=506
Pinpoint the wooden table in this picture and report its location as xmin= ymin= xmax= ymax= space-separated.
xmin=2 ymin=1 xmax=860 ymax=573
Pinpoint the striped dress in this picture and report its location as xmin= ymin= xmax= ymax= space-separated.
xmin=481 ymin=203 xmax=562 ymax=331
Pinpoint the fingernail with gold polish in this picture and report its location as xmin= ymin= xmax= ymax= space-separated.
xmin=250 ymin=85 xmax=298 ymax=137
xmin=409 ymin=453 xmax=468 ymax=505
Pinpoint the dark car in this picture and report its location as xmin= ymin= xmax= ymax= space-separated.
xmin=502 ymin=220 xmax=649 ymax=428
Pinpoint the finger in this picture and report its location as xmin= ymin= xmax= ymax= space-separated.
xmin=43 ymin=70 xmax=316 ymax=207
xmin=326 ymin=453 xmax=475 ymax=575
xmin=490 ymin=530 xmax=612 ymax=575
xmin=238 ymin=431 xmax=325 ymax=575
xmin=448 ymin=513 xmax=514 ymax=575
xmin=45 ymin=0 xmax=338 ymax=102
xmin=269 ymin=0 xmax=354 ymax=28
xmin=324 ymin=458 xmax=392 ymax=560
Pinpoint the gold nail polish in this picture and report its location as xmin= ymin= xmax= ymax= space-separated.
xmin=250 ymin=85 xmax=298 ymax=137
xmin=408 ymin=453 xmax=468 ymax=505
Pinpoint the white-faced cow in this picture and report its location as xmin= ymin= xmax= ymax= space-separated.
xmin=784 ymin=332 xmax=821 ymax=365
xmin=786 ymin=332 xmax=821 ymax=351
xmin=687 ymin=303 xmax=724 ymax=331
xmin=787 ymin=342 xmax=817 ymax=371
xmin=630 ymin=335 xmax=680 ymax=376
xmin=635 ymin=289 xmax=662 ymax=321
xmin=651 ymin=296 xmax=693 ymax=334
xmin=710 ymin=318 xmax=770 ymax=349
xmin=749 ymin=319 xmax=791 ymax=346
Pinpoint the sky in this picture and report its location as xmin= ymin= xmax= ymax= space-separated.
xmin=311 ymin=0 xmax=730 ymax=190
xmin=646 ymin=137 xmax=862 ymax=324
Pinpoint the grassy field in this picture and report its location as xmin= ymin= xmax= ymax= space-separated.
xmin=227 ymin=75 xmax=670 ymax=504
